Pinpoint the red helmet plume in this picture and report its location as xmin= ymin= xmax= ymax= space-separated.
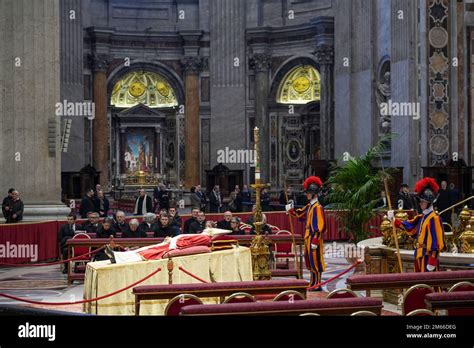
xmin=303 ymin=176 xmax=323 ymax=190
xmin=414 ymin=177 xmax=439 ymax=195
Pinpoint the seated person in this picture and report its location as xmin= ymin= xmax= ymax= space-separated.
xmin=154 ymin=214 xmax=180 ymax=238
xmin=137 ymin=212 xmax=158 ymax=235
xmin=183 ymin=208 xmax=199 ymax=234
xmin=82 ymin=212 xmax=102 ymax=233
xmin=245 ymin=205 xmax=257 ymax=225
xmin=105 ymin=228 xmax=231 ymax=264
xmin=189 ymin=211 xmax=207 ymax=234
xmin=168 ymin=205 xmax=182 ymax=229
xmin=58 ymin=213 xmax=83 ymax=273
xmin=112 ymin=210 xmax=129 ymax=234
xmin=216 ymin=211 xmax=232 ymax=230
xmin=250 ymin=214 xmax=272 ymax=235
xmin=121 ymin=219 xmax=147 ymax=238
xmin=97 ymin=218 xmax=116 ymax=238
xmin=230 ymin=217 xmax=244 ymax=235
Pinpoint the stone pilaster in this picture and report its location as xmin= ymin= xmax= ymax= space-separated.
xmin=314 ymin=44 xmax=335 ymax=160
xmin=249 ymin=53 xmax=272 ymax=183
xmin=312 ymin=17 xmax=335 ymax=160
xmin=91 ymin=53 xmax=110 ymax=187
xmin=181 ymin=56 xmax=202 ymax=188
xmin=0 ymin=0 xmax=70 ymax=220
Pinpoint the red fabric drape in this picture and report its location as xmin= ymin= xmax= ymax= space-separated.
xmin=0 ymin=221 xmax=60 ymax=264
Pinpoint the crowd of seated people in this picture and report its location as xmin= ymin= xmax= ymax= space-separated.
xmin=57 ymin=204 xmax=279 ymax=272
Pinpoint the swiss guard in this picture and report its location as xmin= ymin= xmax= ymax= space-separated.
xmin=388 ymin=177 xmax=445 ymax=272
xmin=286 ymin=176 xmax=326 ymax=291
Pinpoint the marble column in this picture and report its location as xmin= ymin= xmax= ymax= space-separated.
xmin=181 ymin=57 xmax=202 ymax=188
xmin=0 ymin=0 xmax=70 ymax=220
xmin=249 ymin=53 xmax=272 ymax=184
xmin=313 ymin=44 xmax=335 ymax=160
xmin=92 ymin=54 xmax=109 ymax=187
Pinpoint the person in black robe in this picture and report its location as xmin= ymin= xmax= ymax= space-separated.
xmin=397 ymin=184 xmax=419 ymax=211
xmin=2 ymin=188 xmax=14 ymax=221
xmin=134 ymin=189 xmax=153 ymax=215
xmin=94 ymin=190 xmax=110 ymax=217
xmin=111 ymin=211 xmax=129 ymax=235
xmin=154 ymin=214 xmax=180 ymax=238
xmin=188 ymin=211 xmax=206 ymax=234
xmin=183 ymin=208 xmax=200 ymax=234
xmin=97 ymin=218 xmax=116 ymax=238
xmin=6 ymin=190 xmax=23 ymax=223
xmin=168 ymin=206 xmax=182 ymax=229
xmin=79 ymin=189 xmax=96 ymax=218
xmin=137 ymin=213 xmax=158 ymax=236
xmin=82 ymin=212 xmax=102 ymax=233
xmin=195 ymin=185 xmax=208 ymax=212
xmin=121 ymin=219 xmax=147 ymax=238
xmin=209 ymin=186 xmax=223 ymax=213
xmin=435 ymin=181 xmax=452 ymax=225
xmin=217 ymin=211 xmax=233 ymax=230
xmin=260 ymin=189 xmax=271 ymax=212
xmin=230 ymin=217 xmax=244 ymax=235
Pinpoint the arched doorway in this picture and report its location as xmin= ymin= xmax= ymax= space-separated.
xmin=268 ymin=58 xmax=322 ymax=188
xmin=107 ymin=66 xmax=184 ymax=189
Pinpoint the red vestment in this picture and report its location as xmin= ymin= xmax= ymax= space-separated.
xmin=137 ymin=234 xmax=211 ymax=260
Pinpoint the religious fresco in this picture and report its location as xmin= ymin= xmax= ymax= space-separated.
xmin=121 ymin=128 xmax=156 ymax=174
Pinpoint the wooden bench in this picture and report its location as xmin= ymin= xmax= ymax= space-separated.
xmin=179 ymin=297 xmax=383 ymax=316
xmin=425 ymin=291 xmax=474 ymax=315
xmin=346 ymin=270 xmax=474 ymax=293
xmin=132 ymin=279 xmax=309 ymax=315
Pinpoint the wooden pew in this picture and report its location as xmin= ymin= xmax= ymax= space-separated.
xmin=346 ymin=270 xmax=474 ymax=294
xmin=179 ymin=297 xmax=383 ymax=316
xmin=425 ymin=291 xmax=474 ymax=315
xmin=132 ymin=279 xmax=309 ymax=315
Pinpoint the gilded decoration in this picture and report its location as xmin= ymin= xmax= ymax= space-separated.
xmin=277 ymin=65 xmax=321 ymax=104
xmin=111 ymin=71 xmax=178 ymax=108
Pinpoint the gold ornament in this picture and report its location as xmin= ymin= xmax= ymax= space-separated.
xmin=129 ymin=81 xmax=146 ymax=98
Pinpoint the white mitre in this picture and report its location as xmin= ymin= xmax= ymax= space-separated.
xmin=202 ymin=227 xmax=232 ymax=237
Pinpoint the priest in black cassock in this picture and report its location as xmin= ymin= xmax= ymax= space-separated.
xmin=134 ymin=189 xmax=153 ymax=215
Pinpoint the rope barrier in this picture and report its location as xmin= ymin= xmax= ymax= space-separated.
xmin=0 ymin=245 xmax=107 ymax=267
xmin=307 ymin=260 xmax=362 ymax=290
xmin=0 ymin=267 xmax=162 ymax=306
xmin=178 ymin=266 xmax=209 ymax=283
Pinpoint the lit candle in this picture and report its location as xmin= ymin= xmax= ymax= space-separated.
xmin=254 ymin=127 xmax=260 ymax=179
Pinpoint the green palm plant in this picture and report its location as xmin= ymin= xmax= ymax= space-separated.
xmin=325 ymin=137 xmax=395 ymax=243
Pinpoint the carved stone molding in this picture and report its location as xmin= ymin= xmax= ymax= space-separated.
xmin=313 ymin=44 xmax=334 ymax=65
xmin=249 ymin=53 xmax=272 ymax=72
xmin=181 ymin=56 xmax=203 ymax=75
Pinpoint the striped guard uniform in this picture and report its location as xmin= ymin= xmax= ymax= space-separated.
xmin=292 ymin=200 xmax=326 ymax=287
xmin=399 ymin=208 xmax=444 ymax=272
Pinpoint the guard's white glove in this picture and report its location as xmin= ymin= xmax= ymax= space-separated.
xmin=285 ymin=200 xmax=294 ymax=213
xmin=311 ymin=244 xmax=318 ymax=250
xmin=387 ymin=210 xmax=395 ymax=222
xmin=427 ymin=264 xmax=436 ymax=272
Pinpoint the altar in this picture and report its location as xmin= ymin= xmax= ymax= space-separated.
xmin=83 ymin=246 xmax=253 ymax=315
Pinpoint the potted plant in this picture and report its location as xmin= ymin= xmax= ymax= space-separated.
xmin=325 ymin=138 xmax=395 ymax=244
